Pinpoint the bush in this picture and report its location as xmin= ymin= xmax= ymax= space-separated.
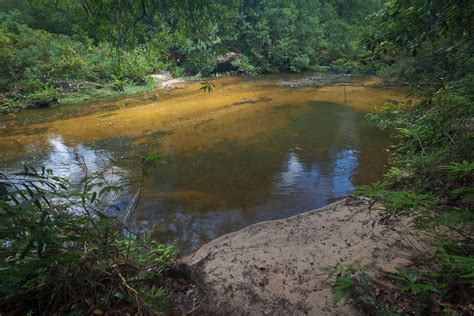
xmin=331 ymin=58 xmax=366 ymax=73
xmin=0 ymin=12 xmax=167 ymax=109
xmin=181 ymin=44 xmax=218 ymax=76
xmin=26 ymin=86 xmax=59 ymax=107
xmin=231 ymin=55 xmax=258 ymax=74
xmin=0 ymin=164 xmax=177 ymax=314
xmin=289 ymin=55 xmax=310 ymax=72
xmin=342 ymin=84 xmax=474 ymax=314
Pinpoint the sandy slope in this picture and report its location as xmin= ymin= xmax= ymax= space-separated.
xmin=184 ymin=197 xmax=428 ymax=315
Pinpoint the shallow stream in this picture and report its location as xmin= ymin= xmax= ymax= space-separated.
xmin=0 ymin=74 xmax=407 ymax=253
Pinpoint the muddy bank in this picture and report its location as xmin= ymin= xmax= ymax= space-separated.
xmin=183 ymin=196 xmax=427 ymax=315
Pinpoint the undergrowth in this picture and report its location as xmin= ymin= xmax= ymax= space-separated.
xmin=0 ymin=156 xmax=180 ymax=314
xmin=328 ymin=85 xmax=473 ymax=315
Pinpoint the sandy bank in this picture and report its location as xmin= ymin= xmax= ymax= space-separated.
xmin=183 ymin=197 xmax=427 ymax=315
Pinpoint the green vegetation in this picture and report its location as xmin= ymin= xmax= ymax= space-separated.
xmin=1 ymin=0 xmax=472 ymax=314
xmin=329 ymin=0 xmax=474 ymax=314
xmin=0 ymin=10 xmax=167 ymax=112
xmin=0 ymin=0 xmax=385 ymax=111
xmin=0 ymin=159 xmax=181 ymax=314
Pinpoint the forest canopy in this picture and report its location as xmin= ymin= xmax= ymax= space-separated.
xmin=0 ymin=0 xmax=386 ymax=109
xmin=1 ymin=0 xmax=385 ymax=72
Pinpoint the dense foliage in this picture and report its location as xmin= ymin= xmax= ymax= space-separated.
xmin=1 ymin=0 xmax=472 ymax=314
xmin=0 ymin=0 xmax=384 ymax=110
xmin=0 ymin=160 xmax=181 ymax=314
xmin=329 ymin=0 xmax=474 ymax=314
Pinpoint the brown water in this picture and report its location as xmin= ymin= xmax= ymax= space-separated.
xmin=0 ymin=74 xmax=407 ymax=253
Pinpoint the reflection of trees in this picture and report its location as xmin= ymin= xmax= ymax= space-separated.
xmin=149 ymin=102 xmax=357 ymax=204
xmin=147 ymin=103 xmax=361 ymax=210
xmin=38 ymin=137 xmax=125 ymax=184
xmin=134 ymin=101 xmax=391 ymax=252
xmin=42 ymin=136 xmax=128 ymax=207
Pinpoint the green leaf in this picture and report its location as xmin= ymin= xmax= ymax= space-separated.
xmin=90 ymin=192 xmax=97 ymax=204
xmin=354 ymin=181 xmax=388 ymax=197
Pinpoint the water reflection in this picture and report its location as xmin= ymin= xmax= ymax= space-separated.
xmin=134 ymin=147 xmax=362 ymax=254
xmin=276 ymin=148 xmax=356 ymax=198
xmin=14 ymin=136 xmax=130 ymax=210
xmin=331 ymin=149 xmax=358 ymax=197
xmin=43 ymin=137 xmax=113 ymax=180
xmin=0 ymin=75 xmax=397 ymax=254
xmin=131 ymin=102 xmax=392 ymax=253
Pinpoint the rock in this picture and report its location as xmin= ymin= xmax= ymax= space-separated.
xmin=216 ymin=52 xmax=241 ymax=64
xmin=161 ymin=78 xmax=185 ymax=89
xmin=216 ymin=52 xmax=241 ymax=73
xmin=150 ymin=71 xmax=171 ymax=81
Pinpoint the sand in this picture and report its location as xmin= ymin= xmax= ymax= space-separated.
xmin=183 ymin=196 xmax=428 ymax=315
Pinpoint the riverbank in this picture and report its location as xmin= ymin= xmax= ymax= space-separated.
xmin=0 ymin=72 xmax=189 ymax=115
xmin=58 ymin=72 xmax=187 ymax=105
xmin=182 ymin=196 xmax=428 ymax=315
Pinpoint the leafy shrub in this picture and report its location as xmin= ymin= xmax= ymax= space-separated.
xmin=355 ymin=181 xmax=437 ymax=216
xmin=181 ymin=45 xmax=218 ymax=76
xmin=289 ymin=55 xmax=310 ymax=72
xmin=331 ymin=58 xmax=363 ymax=73
xmin=170 ymin=66 xmax=185 ymax=78
xmin=26 ymin=86 xmax=59 ymax=107
xmin=328 ymin=263 xmax=357 ymax=301
xmin=348 ymin=85 xmax=474 ymax=314
xmin=0 ymin=12 xmax=165 ymax=109
xmin=327 ymin=263 xmax=401 ymax=314
xmin=0 ymin=165 xmax=177 ymax=314
xmin=231 ymin=55 xmax=258 ymax=74
xmin=390 ymin=267 xmax=440 ymax=295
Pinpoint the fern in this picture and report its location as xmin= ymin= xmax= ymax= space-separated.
xmin=384 ymin=191 xmax=437 ymax=215
xmin=450 ymin=186 xmax=474 ymax=197
xmin=390 ymin=267 xmax=440 ymax=295
xmin=354 ymin=181 xmax=388 ymax=197
xmin=440 ymin=161 xmax=474 ymax=176
xmin=385 ymin=167 xmax=410 ymax=181
xmin=328 ymin=263 xmax=356 ymax=301
xmin=199 ymin=81 xmax=215 ymax=93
